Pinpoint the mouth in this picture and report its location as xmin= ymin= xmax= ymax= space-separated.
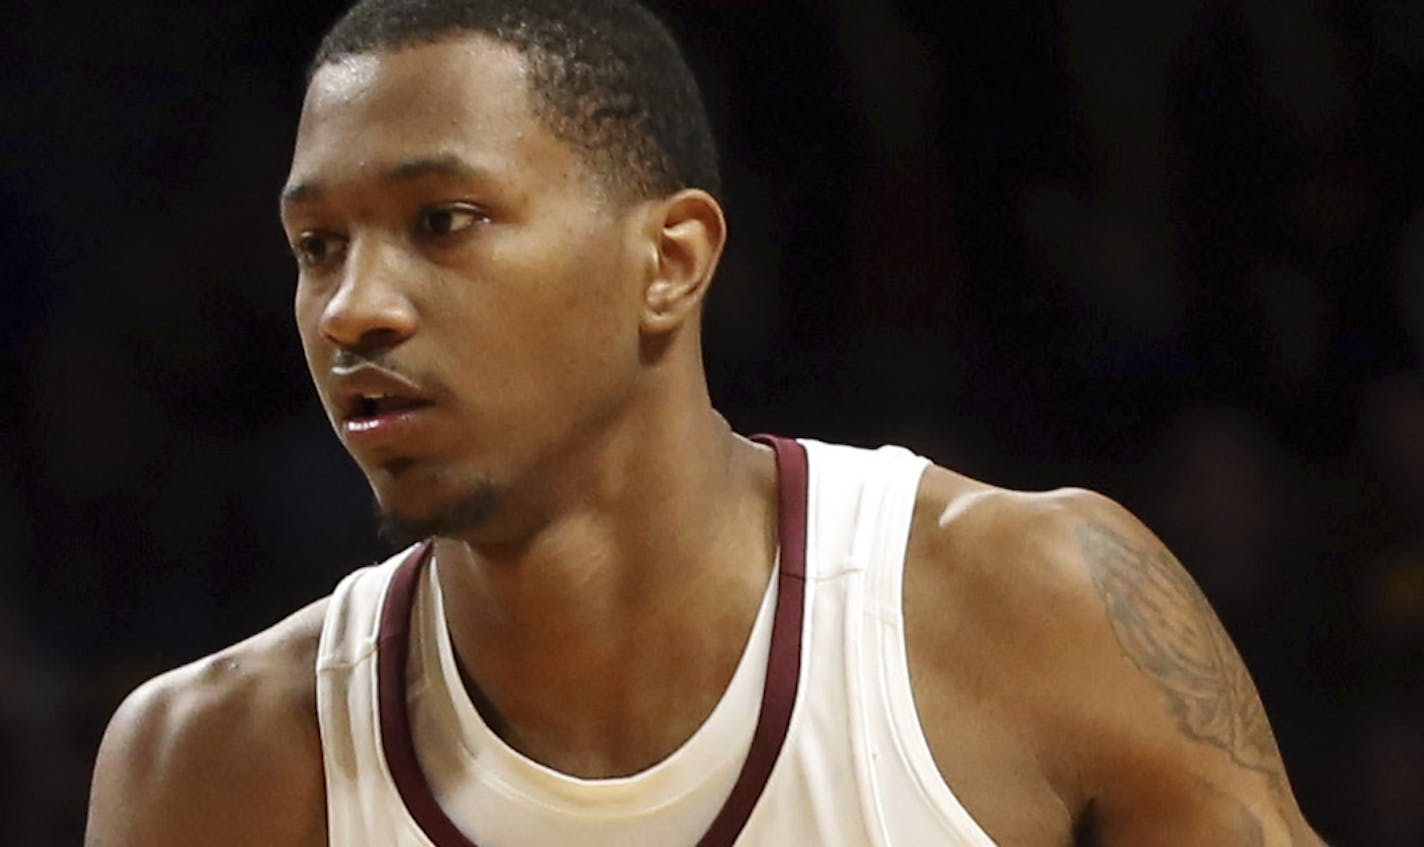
xmin=339 ymin=392 xmax=438 ymax=445
xmin=329 ymin=362 xmax=437 ymax=445
xmin=343 ymin=393 xmax=435 ymax=423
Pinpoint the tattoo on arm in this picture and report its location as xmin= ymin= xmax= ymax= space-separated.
xmin=1075 ymin=522 xmax=1285 ymax=783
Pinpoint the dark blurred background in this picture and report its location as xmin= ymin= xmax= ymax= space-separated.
xmin=2 ymin=0 xmax=1422 ymax=842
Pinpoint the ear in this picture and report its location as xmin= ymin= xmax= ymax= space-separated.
xmin=641 ymin=189 xmax=727 ymax=335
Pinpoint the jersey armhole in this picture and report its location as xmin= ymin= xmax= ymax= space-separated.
xmin=862 ymin=454 xmax=999 ymax=844
xmin=315 ymin=554 xmax=426 ymax=847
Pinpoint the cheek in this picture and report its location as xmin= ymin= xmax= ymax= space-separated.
xmin=293 ymin=282 xmax=344 ymax=426
xmin=499 ymin=221 xmax=636 ymax=335
xmin=541 ymin=245 xmax=639 ymax=374
xmin=463 ymin=241 xmax=637 ymax=406
xmin=293 ymin=284 xmax=326 ymax=367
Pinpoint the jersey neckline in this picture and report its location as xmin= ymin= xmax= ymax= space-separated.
xmin=374 ymin=434 xmax=811 ymax=847
xmin=416 ymin=540 xmax=778 ymax=816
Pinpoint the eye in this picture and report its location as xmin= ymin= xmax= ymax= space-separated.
xmin=293 ymin=232 xmax=346 ymax=268
xmin=417 ymin=204 xmax=488 ymax=237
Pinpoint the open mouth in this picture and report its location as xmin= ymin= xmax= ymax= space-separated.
xmin=347 ymin=394 xmax=434 ymax=421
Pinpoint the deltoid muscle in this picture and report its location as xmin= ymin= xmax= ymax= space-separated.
xmin=1075 ymin=523 xmax=1281 ymax=780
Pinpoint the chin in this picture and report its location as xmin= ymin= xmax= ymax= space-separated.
xmin=374 ymin=481 xmax=499 ymax=549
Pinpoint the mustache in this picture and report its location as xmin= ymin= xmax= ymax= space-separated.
xmin=329 ymin=349 xmax=439 ymax=397
xmin=332 ymin=349 xmax=415 ymax=379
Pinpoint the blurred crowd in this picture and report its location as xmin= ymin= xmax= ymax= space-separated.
xmin=2 ymin=0 xmax=1421 ymax=843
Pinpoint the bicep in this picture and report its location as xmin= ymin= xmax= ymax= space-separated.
xmin=1062 ymin=510 xmax=1321 ymax=845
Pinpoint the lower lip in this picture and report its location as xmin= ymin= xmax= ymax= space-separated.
xmin=341 ymin=406 xmax=433 ymax=447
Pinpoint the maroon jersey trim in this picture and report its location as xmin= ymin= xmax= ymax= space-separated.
xmin=375 ymin=434 xmax=810 ymax=847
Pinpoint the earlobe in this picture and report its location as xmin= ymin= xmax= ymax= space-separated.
xmin=642 ymin=190 xmax=727 ymax=335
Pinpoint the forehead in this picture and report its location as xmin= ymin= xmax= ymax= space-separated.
xmin=286 ymin=36 xmax=578 ymax=199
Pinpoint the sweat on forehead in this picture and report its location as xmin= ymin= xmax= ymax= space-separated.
xmin=308 ymin=0 xmax=721 ymax=202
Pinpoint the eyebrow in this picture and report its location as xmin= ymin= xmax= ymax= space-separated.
xmin=280 ymin=154 xmax=488 ymax=208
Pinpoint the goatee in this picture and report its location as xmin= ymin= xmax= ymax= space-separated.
xmin=376 ymin=484 xmax=498 ymax=549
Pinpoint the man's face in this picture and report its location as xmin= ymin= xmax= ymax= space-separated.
xmin=281 ymin=37 xmax=650 ymax=542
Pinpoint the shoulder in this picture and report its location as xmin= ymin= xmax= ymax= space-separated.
xmin=903 ymin=469 xmax=1138 ymax=745
xmin=85 ymin=597 xmax=331 ymax=847
xmin=903 ymin=465 xmax=1208 ymax=753
xmin=903 ymin=465 xmax=1321 ymax=842
xmin=904 ymin=465 xmax=1233 ymax=721
xmin=905 ymin=466 xmax=1122 ymax=645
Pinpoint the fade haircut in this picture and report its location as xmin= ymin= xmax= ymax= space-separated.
xmin=311 ymin=0 xmax=721 ymax=201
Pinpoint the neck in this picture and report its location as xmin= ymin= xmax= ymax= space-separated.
xmin=432 ymin=388 xmax=779 ymax=777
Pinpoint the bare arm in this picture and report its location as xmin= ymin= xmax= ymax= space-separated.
xmin=1064 ymin=498 xmax=1323 ymax=845
xmin=909 ymin=470 xmax=1325 ymax=845
xmin=85 ymin=601 xmax=328 ymax=847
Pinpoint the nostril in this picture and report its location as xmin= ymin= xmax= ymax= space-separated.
xmin=353 ymin=328 xmax=411 ymax=355
xmin=331 ymin=328 xmax=411 ymax=361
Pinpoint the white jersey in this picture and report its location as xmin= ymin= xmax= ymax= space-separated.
xmin=316 ymin=437 xmax=999 ymax=846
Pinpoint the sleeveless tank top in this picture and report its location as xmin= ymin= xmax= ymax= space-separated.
xmin=316 ymin=437 xmax=999 ymax=846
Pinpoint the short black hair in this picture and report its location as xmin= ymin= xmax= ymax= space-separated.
xmin=311 ymin=0 xmax=720 ymax=201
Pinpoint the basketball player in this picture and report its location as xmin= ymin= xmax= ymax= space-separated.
xmin=85 ymin=1 xmax=1326 ymax=844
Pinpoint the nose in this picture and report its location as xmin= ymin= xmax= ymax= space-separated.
xmin=318 ymin=235 xmax=418 ymax=355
